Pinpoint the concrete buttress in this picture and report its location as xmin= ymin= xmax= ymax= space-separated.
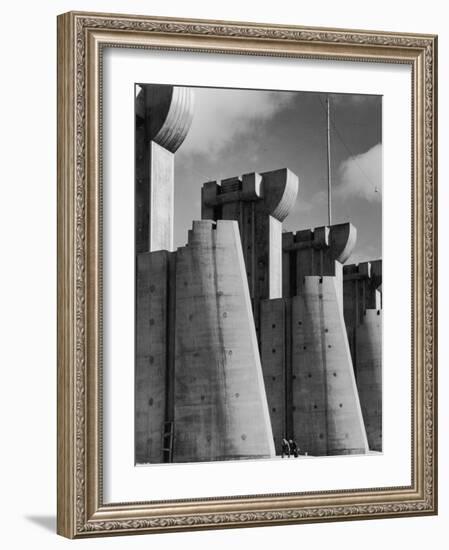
xmin=291 ymin=277 xmax=369 ymax=455
xmin=279 ymin=223 xmax=369 ymax=455
xmin=173 ymin=220 xmax=275 ymax=462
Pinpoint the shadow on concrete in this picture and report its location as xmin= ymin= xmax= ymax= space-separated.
xmin=25 ymin=515 xmax=56 ymax=533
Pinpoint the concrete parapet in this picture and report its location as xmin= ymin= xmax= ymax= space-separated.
xmin=282 ymin=223 xmax=356 ymax=301
xmin=202 ymin=168 xmax=298 ymax=221
xmin=173 ymin=220 xmax=275 ymax=462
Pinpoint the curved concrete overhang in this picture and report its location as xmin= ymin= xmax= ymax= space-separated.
xmin=260 ymin=168 xmax=299 ymax=222
xmin=138 ymin=84 xmax=195 ymax=153
xmin=328 ymin=223 xmax=357 ymax=264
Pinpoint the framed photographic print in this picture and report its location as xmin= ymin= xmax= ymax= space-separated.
xmin=57 ymin=11 xmax=438 ymax=538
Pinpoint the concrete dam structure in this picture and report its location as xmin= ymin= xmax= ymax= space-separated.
xmin=135 ymin=83 xmax=382 ymax=463
xmin=204 ymin=176 xmax=369 ymax=456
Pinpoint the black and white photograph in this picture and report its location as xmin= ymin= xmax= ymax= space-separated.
xmin=134 ymin=84 xmax=383 ymax=465
xmin=1 ymin=0 xmax=441 ymax=545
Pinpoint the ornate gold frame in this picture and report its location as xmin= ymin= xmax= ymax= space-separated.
xmin=57 ymin=11 xmax=438 ymax=538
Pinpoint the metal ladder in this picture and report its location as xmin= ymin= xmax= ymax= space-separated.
xmin=162 ymin=420 xmax=174 ymax=463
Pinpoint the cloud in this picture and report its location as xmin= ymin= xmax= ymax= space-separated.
xmin=179 ymin=87 xmax=296 ymax=155
xmin=336 ymin=143 xmax=382 ymax=202
xmin=291 ymin=189 xmax=325 ymax=215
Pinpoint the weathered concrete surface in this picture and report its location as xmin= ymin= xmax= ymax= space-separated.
xmin=148 ymin=142 xmax=174 ymax=252
xmin=135 ymin=84 xmax=194 ymax=253
xmin=343 ymin=261 xmax=382 ymax=451
xmin=276 ymin=223 xmax=369 ymax=455
xmin=135 ymin=84 xmax=195 ymax=462
xmin=354 ymin=309 xmax=382 ymax=451
xmin=291 ymin=277 xmax=369 ymax=455
xmin=138 ymin=84 xmax=194 ymax=153
xmin=135 ymin=112 xmax=151 ymax=253
xmin=135 ymin=251 xmax=171 ymax=464
xmin=173 ymin=220 xmax=275 ymax=462
xmin=343 ymin=261 xmax=382 ymax=354
xmin=201 ymin=168 xmax=298 ymax=335
xmin=260 ymin=299 xmax=287 ymax=453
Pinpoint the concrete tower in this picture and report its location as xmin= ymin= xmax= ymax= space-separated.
xmin=261 ymin=224 xmax=369 ymax=456
xmin=135 ymin=84 xmax=194 ymax=253
xmin=202 ymin=168 xmax=369 ymax=456
xmin=201 ymin=168 xmax=299 ymax=335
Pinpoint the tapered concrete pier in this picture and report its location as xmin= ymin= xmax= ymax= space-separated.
xmin=260 ymin=224 xmax=369 ymax=456
xmin=173 ymin=220 xmax=275 ymax=462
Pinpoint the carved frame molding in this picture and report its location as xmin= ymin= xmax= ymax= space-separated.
xmin=57 ymin=11 xmax=437 ymax=538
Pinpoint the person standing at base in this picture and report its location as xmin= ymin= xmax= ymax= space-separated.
xmin=281 ymin=438 xmax=290 ymax=458
xmin=288 ymin=439 xmax=296 ymax=458
xmin=290 ymin=439 xmax=299 ymax=457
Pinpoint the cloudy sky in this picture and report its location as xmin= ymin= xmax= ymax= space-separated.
xmin=172 ymin=86 xmax=382 ymax=264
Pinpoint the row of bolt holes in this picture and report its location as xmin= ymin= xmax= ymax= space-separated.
xmin=271 ymin=323 xmax=328 ymax=330
xmin=149 ymin=282 xmax=343 ymax=425
xmin=147 ymin=399 xmax=343 ymax=412
xmin=270 ymin=371 xmax=338 ymax=381
xmin=270 ymin=326 xmax=331 ymax=354
xmin=149 ymin=392 xmax=242 ymax=407
xmin=271 ymin=403 xmax=344 ymax=413
xmin=270 ymin=316 xmax=339 ymax=413
xmin=149 ymin=285 xmax=339 ymax=411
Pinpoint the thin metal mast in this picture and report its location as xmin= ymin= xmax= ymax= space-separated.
xmin=326 ymin=95 xmax=332 ymax=226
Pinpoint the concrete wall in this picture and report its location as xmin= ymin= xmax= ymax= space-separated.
xmin=148 ymin=142 xmax=174 ymax=252
xmin=343 ymin=261 xmax=383 ymax=450
xmin=135 ymin=251 xmax=170 ymax=464
xmin=173 ymin=220 xmax=275 ymax=462
xmin=355 ymin=309 xmax=382 ymax=451
xmin=291 ymin=277 xmax=369 ymax=455
xmin=260 ymin=299 xmax=287 ymax=453
xmin=135 ymin=113 xmax=151 ymax=253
